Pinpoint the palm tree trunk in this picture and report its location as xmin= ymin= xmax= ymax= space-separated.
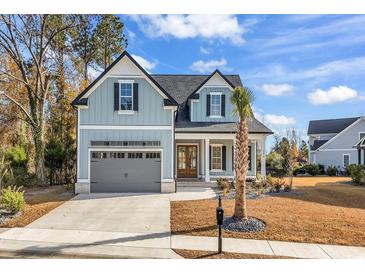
xmin=234 ymin=118 xmax=249 ymax=220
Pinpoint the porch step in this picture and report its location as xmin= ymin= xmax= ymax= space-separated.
xmin=177 ymin=181 xmax=218 ymax=188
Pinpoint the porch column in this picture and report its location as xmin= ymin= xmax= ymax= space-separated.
xmin=260 ymin=139 xmax=266 ymax=181
xmin=205 ymin=138 xmax=210 ymax=182
xmin=358 ymin=148 xmax=361 ymax=165
xmin=233 ymin=138 xmax=236 ymax=178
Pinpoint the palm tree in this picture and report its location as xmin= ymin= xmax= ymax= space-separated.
xmin=231 ymin=86 xmax=255 ymax=220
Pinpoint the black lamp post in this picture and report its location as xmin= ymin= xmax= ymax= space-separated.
xmin=216 ymin=195 xmax=224 ymax=253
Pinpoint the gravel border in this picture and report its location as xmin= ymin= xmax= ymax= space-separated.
xmin=0 ymin=208 xmax=21 ymax=225
xmin=223 ymin=216 xmax=266 ymax=233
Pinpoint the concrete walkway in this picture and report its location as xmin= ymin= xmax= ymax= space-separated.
xmin=0 ymin=187 xmax=215 ymax=259
xmin=171 ymin=235 xmax=365 ymax=259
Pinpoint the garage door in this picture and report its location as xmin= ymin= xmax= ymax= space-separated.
xmin=90 ymin=151 xmax=161 ymax=193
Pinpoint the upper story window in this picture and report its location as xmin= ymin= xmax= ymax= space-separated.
xmin=120 ymin=82 xmax=133 ymax=111
xmin=210 ymin=93 xmax=221 ymax=117
xmin=360 ymin=132 xmax=365 ymax=140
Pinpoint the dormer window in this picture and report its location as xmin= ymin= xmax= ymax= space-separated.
xmin=120 ymin=82 xmax=133 ymax=111
xmin=210 ymin=93 xmax=221 ymax=117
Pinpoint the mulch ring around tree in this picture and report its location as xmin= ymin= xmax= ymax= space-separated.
xmin=0 ymin=208 xmax=21 ymax=225
xmin=222 ymin=216 xmax=266 ymax=233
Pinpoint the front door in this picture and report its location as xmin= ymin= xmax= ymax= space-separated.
xmin=177 ymin=145 xmax=198 ymax=178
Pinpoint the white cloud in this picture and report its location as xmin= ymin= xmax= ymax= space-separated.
xmin=189 ymin=58 xmax=228 ymax=73
xmin=131 ymin=54 xmax=157 ymax=71
xmin=200 ymin=46 xmax=212 ymax=55
xmin=261 ymin=83 xmax=294 ymax=96
xmin=129 ymin=15 xmax=248 ymax=45
xmin=308 ymin=85 xmax=362 ymax=105
xmin=262 ymin=114 xmax=296 ymax=126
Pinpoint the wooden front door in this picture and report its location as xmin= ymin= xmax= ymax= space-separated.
xmin=177 ymin=145 xmax=198 ymax=178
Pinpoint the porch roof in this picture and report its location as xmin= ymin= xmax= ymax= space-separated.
xmin=175 ymin=118 xmax=273 ymax=134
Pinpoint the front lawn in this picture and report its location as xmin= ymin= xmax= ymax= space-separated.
xmin=0 ymin=185 xmax=74 ymax=228
xmin=174 ymin=249 xmax=293 ymax=259
xmin=171 ymin=176 xmax=365 ymax=246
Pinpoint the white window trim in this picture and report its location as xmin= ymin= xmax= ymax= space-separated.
xmin=210 ymin=144 xmax=223 ymax=171
xmin=118 ymin=80 xmax=134 ymax=114
xmin=343 ymin=153 xmax=350 ymax=167
xmin=210 ymin=92 xmax=222 ymax=118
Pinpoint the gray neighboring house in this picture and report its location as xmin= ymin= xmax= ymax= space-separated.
xmin=308 ymin=116 xmax=365 ymax=169
xmin=71 ymin=51 xmax=272 ymax=194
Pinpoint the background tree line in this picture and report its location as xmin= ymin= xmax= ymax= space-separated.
xmin=266 ymin=129 xmax=309 ymax=182
xmin=0 ymin=14 xmax=127 ymax=188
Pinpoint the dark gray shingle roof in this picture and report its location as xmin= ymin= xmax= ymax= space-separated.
xmin=151 ymin=74 xmax=271 ymax=134
xmin=308 ymin=117 xmax=360 ymax=135
xmin=175 ymin=118 xmax=273 ymax=134
xmin=310 ymin=140 xmax=328 ymax=150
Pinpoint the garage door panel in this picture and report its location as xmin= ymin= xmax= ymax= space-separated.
xmin=90 ymin=151 xmax=161 ymax=193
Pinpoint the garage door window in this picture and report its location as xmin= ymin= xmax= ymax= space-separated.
xmin=92 ymin=152 xmax=107 ymax=159
xmin=110 ymin=152 xmax=124 ymax=158
xmin=146 ymin=152 xmax=160 ymax=159
xmin=128 ymin=152 xmax=143 ymax=159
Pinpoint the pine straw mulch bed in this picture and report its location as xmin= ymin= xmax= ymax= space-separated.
xmin=171 ymin=177 xmax=365 ymax=247
xmin=0 ymin=185 xmax=74 ymax=228
xmin=174 ymin=249 xmax=293 ymax=259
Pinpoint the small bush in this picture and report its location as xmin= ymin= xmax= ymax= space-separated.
xmin=217 ymin=177 xmax=231 ymax=195
xmin=273 ymin=177 xmax=285 ymax=192
xmin=1 ymin=186 xmax=25 ymax=213
xmin=347 ymin=164 xmax=365 ymax=185
xmin=326 ymin=165 xmax=337 ymax=176
xmin=283 ymin=184 xmax=291 ymax=192
xmin=303 ymin=163 xmax=324 ymax=176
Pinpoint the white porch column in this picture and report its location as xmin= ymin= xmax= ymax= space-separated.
xmin=205 ymin=138 xmax=210 ymax=182
xmin=233 ymin=138 xmax=236 ymax=178
xmin=260 ymin=139 xmax=266 ymax=180
xmin=200 ymin=139 xmax=205 ymax=178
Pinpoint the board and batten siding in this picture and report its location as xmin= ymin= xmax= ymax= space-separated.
xmin=191 ymin=87 xmax=239 ymax=123
xmin=80 ymin=78 xmax=172 ymax=125
xmin=78 ymin=77 xmax=174 ymax=181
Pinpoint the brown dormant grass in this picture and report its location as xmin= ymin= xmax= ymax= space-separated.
xmin=171 ymin=176 xmax=365 ymax=246
xmin=174 ymin=249 xmax=293 ymax=259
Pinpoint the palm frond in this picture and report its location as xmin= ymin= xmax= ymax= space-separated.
xmin=231 ymin=86 xmax=255 ymax=120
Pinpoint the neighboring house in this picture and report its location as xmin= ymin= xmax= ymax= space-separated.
xmin=308 ymin=116 xmax=365 ymax=169
xmin=71 ymin=51 xmax=272 ymax=194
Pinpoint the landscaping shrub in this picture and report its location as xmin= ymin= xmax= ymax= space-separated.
xmin=326 ymin=165 xmax=338 ymax=176
xmin=217 ymin=177 xmax=231 ymax=196
xmin=273 ymin=177 xmax=285 ymax=192
xmin=347 ymin=164 xmax=365 ymax=185
xmin=303 ymin=163 xmax=324 ymax=176
xmin=1 ymin=185 xmax=25 ymax=213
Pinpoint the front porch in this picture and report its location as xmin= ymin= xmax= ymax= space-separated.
xmin=174 ymin=133 xmax=267 ymax=183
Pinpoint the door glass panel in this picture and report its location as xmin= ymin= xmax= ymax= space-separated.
xmin=178 ymin=147 xmax=186 ymax=169
xmin=189 ymin=147 xmax=197 ymax=169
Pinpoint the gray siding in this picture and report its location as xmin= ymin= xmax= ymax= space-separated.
xmin=191 ymin=87 xmax=239 ymax=122
xmin=314 ymin=150 xmax=358 ymax=168
xmin=80 ymin=78 xmax=172 ymax=125
xmin=78 ymin=77 xmax=174 ymax=181
xmin=323 ymin=119 xmax=365 ymax=149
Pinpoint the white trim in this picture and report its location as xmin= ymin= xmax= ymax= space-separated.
xmin=118 ymin=81 xmax=134 ymax=112
xmin=196 ymin=72 xmax=234 ymax=94
xmin=210 ymin=144 xmax=223 ymax=171
xmin=80 ymin=125 xmax=172 ymax=130
xmin=162 ymin=179 xmax=174 ymax=183
xmin=87 ymin=147 xmax=164 ymax=191
xmin=118 ymin=79 xmax=134 ymax=84
xmin=343 ymin=153 xmax=351 ymax=167
xmin=118 ymin=110 xmax=136 ymax=115
xmin=163 ymin=105 xmax=178 ymax=110
xmin=318 ymin=148 xmax=357 ymax=152
xmin=359 ymin=132 xmax=365 ymax=140
xmin=77 ymin=109 xmax=80 ymax=179
xmin=171 ymin=109 xmax=174 ymax=179
xmin=210 ymin=93 xmax=222 ymax=117
xmin=318 ymin=117 xmax=365 ymax=150
xmin=82 ymin=54 xmax=168 ymax=100
xmin=77 ymin=178 xmax=90 ymax=183
xmin=77 ymin=105 xmax=89 ymax=109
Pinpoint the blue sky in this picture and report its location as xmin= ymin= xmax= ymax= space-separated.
xmin=119 ymin=15 xmax=365 ymax=148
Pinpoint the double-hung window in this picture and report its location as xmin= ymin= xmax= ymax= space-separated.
xmin=211 ymin=145 xmax=222 ymax=170
xmin=120 ymin=82 xmax=133 ymax=111
xmin=343 ymin=154 xmax=350 ymax=167
xmin=210 ymin=93 xmax=221 ymax=117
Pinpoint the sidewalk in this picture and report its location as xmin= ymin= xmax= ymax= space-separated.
xmin=171 ymin=235 xmax=365 ymax=259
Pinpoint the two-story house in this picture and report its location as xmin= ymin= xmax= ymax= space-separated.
xmin=71 ymin=51 xmax=272 ymax=194
xmin=308 ymin=116 xmax=365 ymax=169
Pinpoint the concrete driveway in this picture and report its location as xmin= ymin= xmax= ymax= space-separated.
xmin=0 ymin=187 xmax=215 ymax=258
